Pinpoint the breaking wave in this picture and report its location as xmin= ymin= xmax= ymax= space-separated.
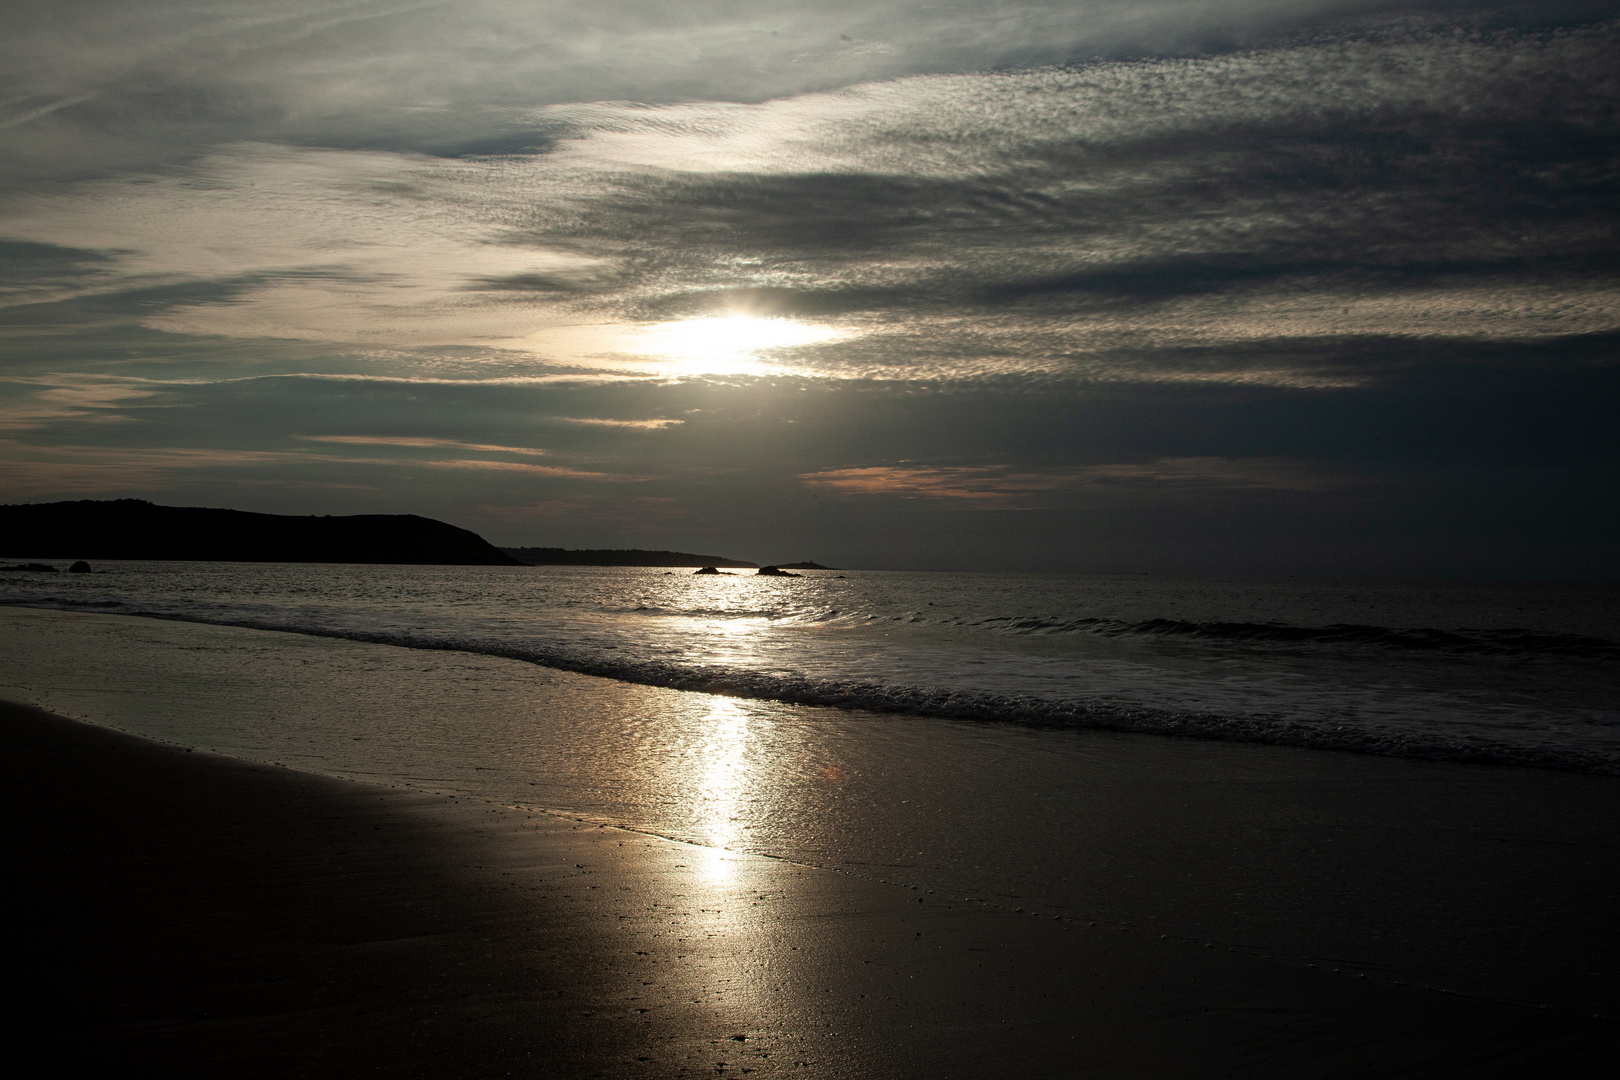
xmin=968 ymin=615 xmax=1620 ymax=659
xmin=8 ymin=594 xmax=1618 ymax=776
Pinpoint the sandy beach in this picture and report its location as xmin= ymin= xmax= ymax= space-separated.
xmin=8 ymin=648 xmax=1620 ymax=1075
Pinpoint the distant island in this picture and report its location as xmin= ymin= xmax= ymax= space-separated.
xmin=0 ymin=500 xmax=522 ymax=566
xmin=502 ymin=547 xmax=758 ymax=568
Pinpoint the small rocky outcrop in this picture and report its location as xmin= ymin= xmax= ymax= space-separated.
xmin=69 ymin=561 xmax=92 ymax=573
xmin=694 ymin=566 xmax=725 ymax=575
xmin=2 ymin=562 xmax=58 ymax=572
xmin=756 ymin=565 xmax=800 ymax=577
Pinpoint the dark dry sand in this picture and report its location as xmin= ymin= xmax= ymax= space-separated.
xmin=7 ymin=699 xmax=1616 ymax=1077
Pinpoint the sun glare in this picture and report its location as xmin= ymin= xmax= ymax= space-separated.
xmin=505 ymin=314 xmax=853 ymax=375
xmin=626 ymin=315 xmax=849 ymax=375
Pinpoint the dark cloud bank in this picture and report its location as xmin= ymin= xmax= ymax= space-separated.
xmin=1 ymin=2 xmax=1616 ymax=576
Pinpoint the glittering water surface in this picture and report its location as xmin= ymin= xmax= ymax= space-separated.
xmin=7 ymin=605 xmax=1620 ymax=1018
xmin=3 ymin=561 xmax=1617 ymax=770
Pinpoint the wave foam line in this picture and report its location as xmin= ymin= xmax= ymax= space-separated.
xmin=966 ymin=615 xmax=1620 ymax=658
xmin=8 ymin=598 xmax=1619 ymax=776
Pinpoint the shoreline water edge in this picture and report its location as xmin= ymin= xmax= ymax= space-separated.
xmin=6 ymin=607 xmax=1619 ymax=1074
xmin=3 ymin=562 xmax=1617 ymax=774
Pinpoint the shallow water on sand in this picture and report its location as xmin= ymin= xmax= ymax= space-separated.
xmin=3 ymin=562 xmax=1617 ymax=771
xmin=6 ymin=607 xmax=1619 ymax=1020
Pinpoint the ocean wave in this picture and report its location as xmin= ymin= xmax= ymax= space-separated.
xmin=534 ymin=592 xmax=1620 ymax=661
xmin=8 ymin=597 xmax=1617 ymax=776
xmin=968 ymin=614 xmax=1620 ymax=659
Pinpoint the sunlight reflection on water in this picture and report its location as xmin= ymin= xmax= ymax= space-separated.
xmin=695 ymin=698 xmax=751 ymax=883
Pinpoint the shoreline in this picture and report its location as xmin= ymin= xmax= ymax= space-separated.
xmin=2 ymin=595 xmax=1615 ymax=778
xmin=8 ymin=605 xmax=1620 ymax=1010
xmin=10 ymin=695 xmax=1620 ymax=1074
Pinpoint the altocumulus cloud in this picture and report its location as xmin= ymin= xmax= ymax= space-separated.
xmin=0 ymin=1 xmax=1616 ymax=575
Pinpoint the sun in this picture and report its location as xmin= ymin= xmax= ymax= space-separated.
xmin=501 ymin=313 xmax=854 ymax=375
xmin=623 ymin=314 xmax=849 ymax=375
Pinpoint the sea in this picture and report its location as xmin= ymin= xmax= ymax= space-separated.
xmin=6 ymin=561 xmax=1620 ymax=1012
xmin=3 ymin=561 xmax=1617 ymax=772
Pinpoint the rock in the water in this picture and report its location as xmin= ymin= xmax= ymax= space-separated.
xmin=693 ymin=566 xmax=723 ymax=575
xmin=68 ymin=561 xmax=92 ymax=573
xmin=756 ymin=565 xmax=800 ymax=577
xmin=3 ymin=562 xmax=58 ymax=572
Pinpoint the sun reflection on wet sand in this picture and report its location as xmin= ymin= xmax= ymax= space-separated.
xmin=696 ymin=697 xmax=752 ymax=883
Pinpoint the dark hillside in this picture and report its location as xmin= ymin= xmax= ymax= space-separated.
xmin=1 ymin=500 xmax=521 ymax=565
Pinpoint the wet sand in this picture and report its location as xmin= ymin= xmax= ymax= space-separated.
xmin=8 ymin=698 xmax=1616 ymax=1077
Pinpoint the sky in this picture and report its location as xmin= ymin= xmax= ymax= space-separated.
xmin=1 ymin=1 xmax=1616 ymax=576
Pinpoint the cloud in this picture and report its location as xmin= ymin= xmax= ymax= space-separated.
xmin=558 ymin=416 xmax=682 ymax=429
xmin=0 ymin=435 xmax=621 ymax=499
xmin=402 ymin=458 xmax=618 ymax=479
xmin=0 ymin=374 xmax=167 ymax=429
xmin=299 ymin=434 xmax=553 ymax=455
xmin=15 ymin=2 xmax=1554 ymax=186
xmin=3 ymin=19 xmax=1613 ymax=385
xmin=800 ymin=457 xmax=1343 ymax=505
xmin=0 ymin=439 xmax=315 ymax=497
xmin=0 ymin=239 xmax=119 ymax=306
